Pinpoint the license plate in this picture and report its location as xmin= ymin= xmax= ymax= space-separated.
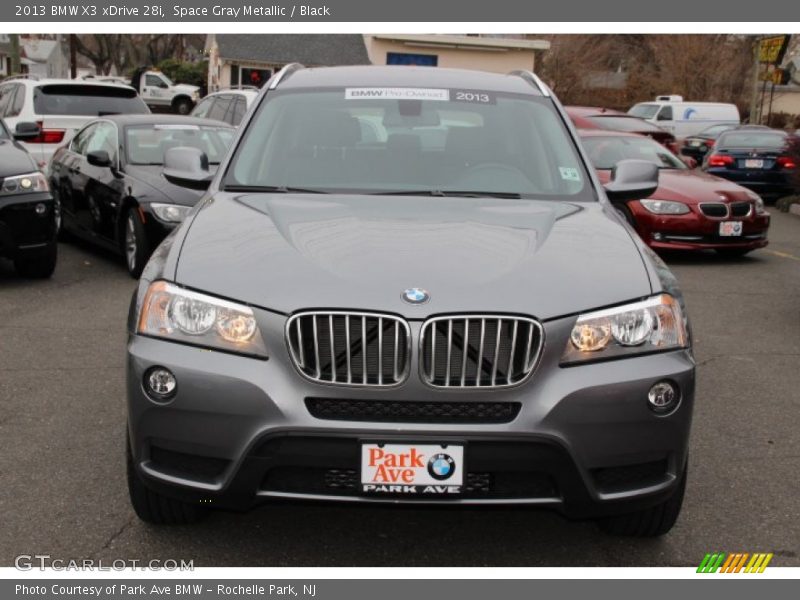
xmin=689 ymin=140 xmax=701 ymax=147
xmin=361 ymin=443 xmax=464 ymax=495
xmin=719 ymin=221 xmax=743 ymax=236
xmin=744 ymin=159 xmax=764 ymax=168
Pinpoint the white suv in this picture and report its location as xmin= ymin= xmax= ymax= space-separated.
xmin=0 ymin=76 xmax=149 ymax=167
xmin=191 ymin=88 xmax=258 ymax=127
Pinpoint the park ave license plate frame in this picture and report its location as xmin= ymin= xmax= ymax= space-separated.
xmin=361 ymin=443 xmax=465 ymax=495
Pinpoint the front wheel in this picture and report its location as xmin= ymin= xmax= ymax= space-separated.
xmin=126 ymin=434 xmax=205 ymax=525
xmin=122 ymin=207 xmax=150 ymax=279
xmin=596 ymin=464 xmax=687 ymax=537
xmin=173 ymin=98 xmax=193 ymax=115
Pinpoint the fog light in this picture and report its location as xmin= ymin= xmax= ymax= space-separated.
xmin=648 ymin=380 xmax=679 ymax=414
xmin=652 ymin=232 xmax=664 ymax=241
xmin=35 ymin=203 xmax=47 ymax=215
xmin=144 ymin=367 xmax=177 ymax=401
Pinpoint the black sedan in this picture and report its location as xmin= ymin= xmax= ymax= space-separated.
xmin=0 ymin=119 xmax=58 ymax=278
xmin=49 ymin=115 xmax=234 ymax=277
xmin=680 ymin=124 xmax=738 ymax=162
xmin=702 ymin=129 xmax=797 ymax=203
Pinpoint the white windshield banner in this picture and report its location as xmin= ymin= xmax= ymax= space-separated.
xmin=345 ymin=88 xmax=450 ymax=101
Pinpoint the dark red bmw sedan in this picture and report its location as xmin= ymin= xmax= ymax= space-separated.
xmin=580 ymin=130 xmax=770 ymax=257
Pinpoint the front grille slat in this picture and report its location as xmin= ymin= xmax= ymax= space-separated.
xmin=287 ymin=311 xmax=410 ymax=387
xmin=421 ymin=315 xmax=543 ymax=389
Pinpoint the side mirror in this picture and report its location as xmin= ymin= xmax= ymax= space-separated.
xmin=604 ymin=159 xmax=659 ymax=203
xmin=159 ymin=81 xmax=169 ymax=89
xmin=163 ymin=146 xmax=212 ymax=190
xmin=87 ymin=149 xmax=112 ymax=168
xmin=682 ymin=156 xmax=698 ymax=169
xmin=14 ymin=121 xmax=41 ymax=141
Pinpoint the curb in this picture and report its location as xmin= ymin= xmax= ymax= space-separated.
xmin=790 ymin=204 xmax=800 ymax=218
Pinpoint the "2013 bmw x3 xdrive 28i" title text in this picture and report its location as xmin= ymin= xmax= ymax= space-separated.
xmin=126 ymin=65 xmax=695 ymax=537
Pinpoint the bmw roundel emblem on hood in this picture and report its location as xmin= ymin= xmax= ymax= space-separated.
xmin=402 ymin=288 xmax=430 ymax=304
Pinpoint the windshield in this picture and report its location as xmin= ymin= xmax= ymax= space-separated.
xmin=716 ymin=131 xmax=787 ymax=150
xmin=125 ymin=124 xmax=234 ymax=165
xmin=582 ymin=135 xmax=686 ymax=170
xmin=223 ymin=87 xmax=592 ymax=199
xmin=587 ymin=115 xmax=665 ymax=134
xmin=628 ymin=103 xmax=660 ymax=119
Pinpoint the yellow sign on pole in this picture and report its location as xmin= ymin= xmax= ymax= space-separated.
xmin=758 ymin=35 xmax=789 ymax=64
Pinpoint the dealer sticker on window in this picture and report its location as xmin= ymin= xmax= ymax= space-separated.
xmin=559 ymin=166 xmax=581 ymax=182
xmin=361 ymin=443 xmax=464 ymax=495
xmin=345 ymin=88 xmax=450 ymax=101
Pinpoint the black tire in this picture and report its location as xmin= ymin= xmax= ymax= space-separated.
xmin=173 ymin=98 xmax=193 ymax=115
xmin=127 ymin=434 xmax=205 ymax=525
xmin=716 ymin=248 xmax=752 ymax=259
xmin=14 ymin=243 xmax=57 ymax=278
xmin=597 ymin=465 xmax=687 ymax=537
xmin=122 ymin=207 xmax=150 ymax=279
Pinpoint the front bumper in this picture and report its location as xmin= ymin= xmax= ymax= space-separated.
xmin=0 ymin=191 xmax=57 ymax=260
xmin=127 ymin=307 xmax=695 ymax=518
xmin=628 ymin=201 xmax=770 ymax=252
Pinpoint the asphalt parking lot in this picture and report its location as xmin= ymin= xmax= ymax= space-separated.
xmin=1 ymin=211 xmax=799 ymax=568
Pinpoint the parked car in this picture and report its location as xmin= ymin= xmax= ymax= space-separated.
xmin=680 ymin=124 xmax=739 ymax=162
xmin=0 ymin=76 xmax=149 ymax=168
xmin=628 ymin=96 xmax=740 ymax=138
xmin=0 ymin=118 xmax=57 ymax=277
xmin=581 ymin=129 xmax=770 ymax=257
xmin=126 ymin=65 xmax=695 ymax=537
xmin=130 ymin=68 xmax=200 ymax=115
xmin=702 ymin=129 xmax=797 ymax=202
xmin=191 ymin=88 xmax=259 ymax=126
xmin=566 ymin=106 xmax=679 ymax=153
xmin=49 ymin=115 xmax=234 ymax=277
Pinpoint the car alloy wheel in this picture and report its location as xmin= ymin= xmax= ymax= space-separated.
xmin=125 ymin=213 xmax=138 ymax=273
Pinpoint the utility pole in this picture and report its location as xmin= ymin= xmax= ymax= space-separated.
xmin=69 ymin=34 xmax=77 ymax=79
xmin=749 ymin=35 xmax=762 ymax=124
xmin=10 ymin=34 xmax=21 ymax=75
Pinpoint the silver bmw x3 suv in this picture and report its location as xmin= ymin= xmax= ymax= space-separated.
xmin=126 ymin=65 xmax=695 ymax=537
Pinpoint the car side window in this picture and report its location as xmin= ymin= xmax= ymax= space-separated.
xmin=657 ymin=106 xmax=673 ymax=121
xmin=0 ymin=84 xmax=14 ymax=116
xmin=145 ymin=74 xmax=165 ymax=88
xmin=70 ymin=123 xmax=97 ymax=155
xmin=192 ymin=97 xmax=214 ymax=119
xmin=85 ymin=122 xmax=119 ymax=164
xmin=207 ymin=95 xmax=232 ymax=123
xmin=230 ymin=96 xmax=247 ymax=126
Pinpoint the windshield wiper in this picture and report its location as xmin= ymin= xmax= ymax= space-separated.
xmin=370 ymin=189 xmax=522 ymax=199
xmin=223 ymin=184 xmax=328 ymax=194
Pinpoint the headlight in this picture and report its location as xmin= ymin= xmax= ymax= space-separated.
xmin=639 ymin=199 xmax=690 ymax=215
xmin=561 ymin=294 xmax=687 ymax=365
xmin=150 ymin=203 xmax=190 ymax=223
xmin=0 ymin=172 xmax=49 ymax=197
xmin=137 ymin=281 xmax=267 ymax=358
xmin=748 ymin=193 xmax=768 ymax=215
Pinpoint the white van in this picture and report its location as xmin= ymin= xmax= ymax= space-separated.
xmin=628 ymin=96 xmax=740 ymax=139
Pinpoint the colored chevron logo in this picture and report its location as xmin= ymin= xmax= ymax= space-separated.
xmin=697 ymin=552 xmax=774 ymax=573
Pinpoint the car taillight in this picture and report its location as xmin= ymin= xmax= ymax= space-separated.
xmin=776 ymin=156 xmax=797 ymax=169
xmin=706 ymin=140 xmax=715 ymax=148
xmin=27 ymin=121 xmax=66 ymax=144
xmin=708 ymin=154 xmax=734 ymax=167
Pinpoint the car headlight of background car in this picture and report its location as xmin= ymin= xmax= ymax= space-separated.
xmin=562 ymin=294 xmax=687 ymax=364
xmin=150 ymin=203 xmax=190 ymax=223
xmin=0 ymin=172 xmax=49 ymax=197
xmin=639 ymin=199 xmax=690 ymax=215
xmin=138 ymin=281 xmax=267 ymax=358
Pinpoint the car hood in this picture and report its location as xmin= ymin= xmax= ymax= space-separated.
xmin=125 ymin=165 xmax=210 ymax=206
xmin=174 ymin=194 xmax=653 ymax=319
xmin=174 ymin=84 xmax=200 ymax=94
xmin=596 ymin=169 xmax=754 ymax=204
xmin=0 ymin=140 xmax=38 ymax=178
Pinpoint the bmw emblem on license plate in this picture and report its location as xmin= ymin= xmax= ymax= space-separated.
xmin=402 ymin=288 xmax=430 ymax=304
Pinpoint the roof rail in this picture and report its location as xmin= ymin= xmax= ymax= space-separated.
xmin=268 ymin=63 xmax=304 ymax=90
xmin=218 ymin=84 xmax=260 ymax=92
xmin=508 ymin=70 xmax=550 ymax=97
xmin=1 ymin=74 xmax=39 ymax=83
